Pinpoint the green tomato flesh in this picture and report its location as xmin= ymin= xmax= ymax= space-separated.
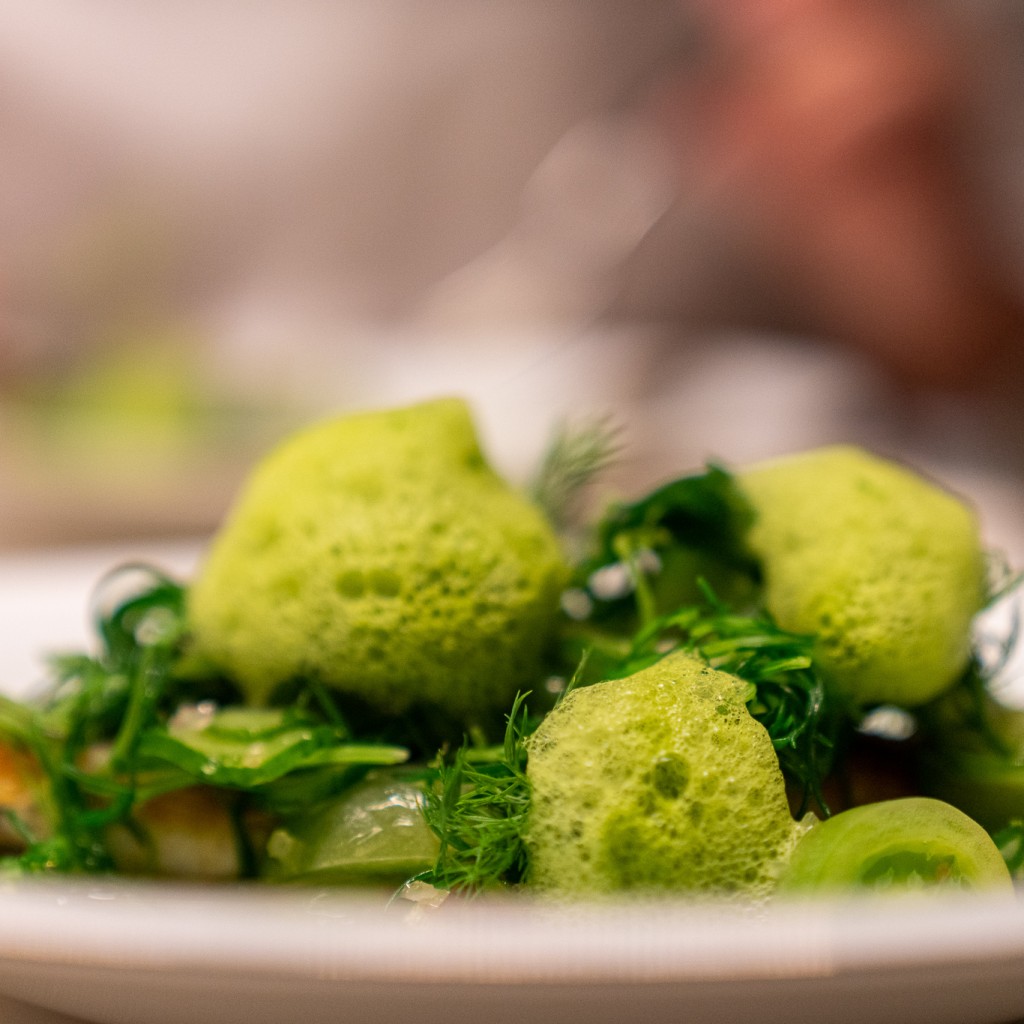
xmin=264 ymin=771 xmax=439 ymax=885
xmin=779 ymin=797 xmax=1013 ymax=894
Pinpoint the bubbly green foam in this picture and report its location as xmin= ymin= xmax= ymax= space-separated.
xmin=187 ymin=398 xmax=568 ymax=716
xmin=525 ymin=652 xmax=798 ymax=898
xmin=740 ymin=446 xmax=985 ymax=708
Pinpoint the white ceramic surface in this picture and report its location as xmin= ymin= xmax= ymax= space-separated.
xmin=1 ymin=544 xmax=1024 ymax=1024
xmin=0 ymin=878 xmax=1022 ymax=1024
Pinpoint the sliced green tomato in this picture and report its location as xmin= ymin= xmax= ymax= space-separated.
xmin=779 ymin=797 xmax=1013 ymax=894
xmin=263 ymin=770 xmax=439 ymax=885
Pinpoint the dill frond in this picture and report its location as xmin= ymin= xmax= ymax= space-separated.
xmin=419 ymin=693 xmax=532 ymax=894
xmin=529 ymin=417 xmax=622 ymax=533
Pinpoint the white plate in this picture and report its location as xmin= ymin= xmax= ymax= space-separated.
xmin=0 ymin=880 xmax=1022 ymax=1024
xmin=1 ymin=544 xmax=1024 ymax=1024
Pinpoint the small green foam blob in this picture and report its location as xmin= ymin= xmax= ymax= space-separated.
xmin=524 ymin=652 xmax=799 ymax=899
xmin=187 ymin=398 xmax=568 ymax=717
xmin=739 ymin=446 xmax=986 ymax=708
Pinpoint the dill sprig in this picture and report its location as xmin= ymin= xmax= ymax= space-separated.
xmin=529 ymin=417 xmax=622 ymax=533
xmin=580 ymin=463 xmax=760 ymax=599
xmin=418 ymin=693 xmax=532 ymax=894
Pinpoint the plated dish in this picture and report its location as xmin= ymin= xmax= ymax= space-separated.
xmin=0 ymin=611 xmax=1020 ymax=1024
xmin=2 ymin=399 xmax=1024 ymax=1024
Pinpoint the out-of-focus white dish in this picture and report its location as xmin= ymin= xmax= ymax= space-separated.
xmin=0 ymin=879 xmax=1023 ymax=1024
xmin=1 ymin=544 xmax=1023 ymax=1024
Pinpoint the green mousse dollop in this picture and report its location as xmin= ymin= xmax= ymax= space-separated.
xmin=739 ymin=446 xmax=986 ymax=708
xmin=524 ymin=651 xmax=799 ymax=899
xmin=187 ymin=398 xmax=568 ymax=717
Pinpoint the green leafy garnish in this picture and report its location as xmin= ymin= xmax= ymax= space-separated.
xmin=418 ymin=693 xmax=533 ymax=894
xmin=578 ymin=464 xmax=760 ymax=617
xmin=0 ymin=567 xmax=412 ymax=876
xmin=136 ymin=709 xmax=407 ymax=789
xmin=0 ymin=568 xmax=193 ymax=872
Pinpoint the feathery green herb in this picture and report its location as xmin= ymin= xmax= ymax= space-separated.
xmin=0 ymin=566 xmax=411 ymax=876
xmin=418 ymin=693 xmax=533 ymax=894
xmin=578 ymin=464 xmax=760 ymax=615
xmin=529 ymin=417 xmax=622 ymax=534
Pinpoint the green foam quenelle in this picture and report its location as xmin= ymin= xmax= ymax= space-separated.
xmin=525 ymin=651 xmax=800 ymax=899
xmin=187 ymin=398 xmax=568 ymax=718
xmin=739 ymin=446 xmax=986 ymax=708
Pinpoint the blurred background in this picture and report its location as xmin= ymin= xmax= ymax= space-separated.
xmin=1 ymin=0 xmax=1024 ymax=553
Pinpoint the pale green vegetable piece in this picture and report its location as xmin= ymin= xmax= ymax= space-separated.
xmin=264 ymin=771 xmax=439 ymax=885
xmin=739 ymin=446 xmax=986 ymax=707
xmin=778 ymin=797 xmax=1013 ymax=893
xmin=188 ymin=398 xmax=568 ymax=716
xmin=525 ymin=651 xmax=800 ymax=899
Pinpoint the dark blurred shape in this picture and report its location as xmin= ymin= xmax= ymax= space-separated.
xmin=644 ymin=0 xmax=1024 ymax=389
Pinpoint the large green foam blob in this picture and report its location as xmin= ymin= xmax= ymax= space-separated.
xmin=525 ymin=652 xmax=799 ymax=899
xmin=187 ymin=398 xmax=568 ymax=717
xmin=739 ymin=446 xmax=986 ymax=708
